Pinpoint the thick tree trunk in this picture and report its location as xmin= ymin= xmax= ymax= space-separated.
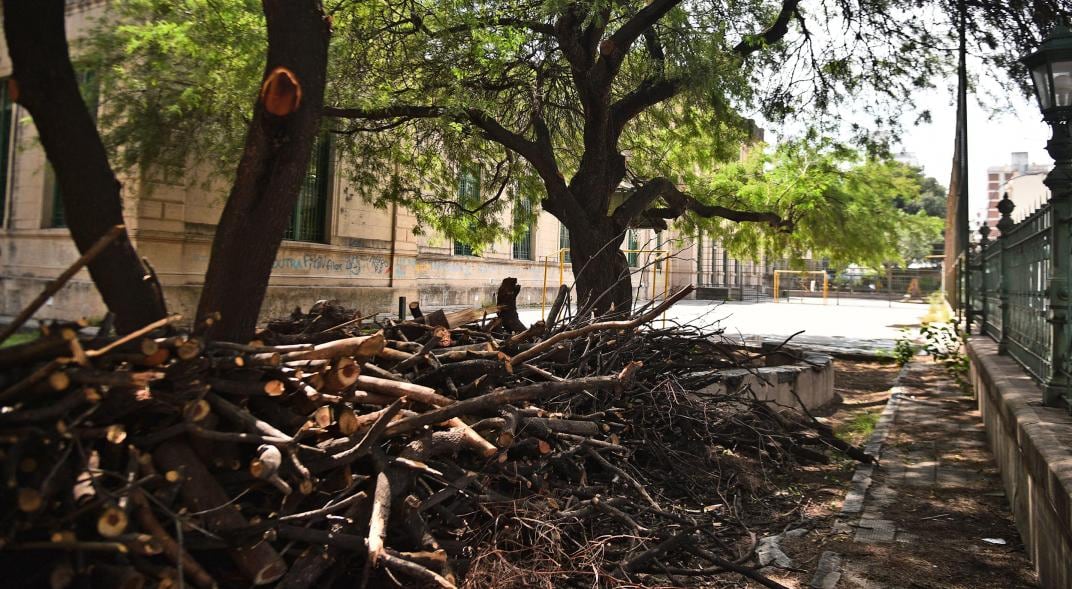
xmin=566 ymin=223 xmax=632 ymax=315
xmin=2 ymin=1 xmax=166 ymax=333
xmin=195 ymin=0 xmax=331 ymax=342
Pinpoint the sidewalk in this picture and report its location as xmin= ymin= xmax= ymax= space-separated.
xmin=803 ymin=359 xmax=1038 ymax=588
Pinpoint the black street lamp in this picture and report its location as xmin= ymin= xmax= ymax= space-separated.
xmin=1022 ymin=21 xmax=1072 ymax=407
xmin=1023 ymin=23 xmax=1072 ymax=123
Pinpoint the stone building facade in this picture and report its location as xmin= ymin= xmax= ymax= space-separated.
xmin=0 ymin=2 xmax=763 ymax=325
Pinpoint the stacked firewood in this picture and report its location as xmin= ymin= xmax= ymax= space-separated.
xmin=0 ymin=281 xmax=865 ymax=589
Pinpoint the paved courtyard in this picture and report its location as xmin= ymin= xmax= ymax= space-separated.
xmin=520 ymin=297 xmax=928 ymax=355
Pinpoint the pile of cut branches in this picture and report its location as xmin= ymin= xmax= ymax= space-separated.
xmin=0 ymin=280 xmax=866 ymax=589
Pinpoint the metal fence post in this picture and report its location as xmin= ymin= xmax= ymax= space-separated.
xmin=978 ymin=225 xmax=990 ymax=331
xmin=996 ymin=194 xmax=1014 ymax=354
xmin=1042 ymin=123 xmax=1072 ymax=407
xmin=964 ymin=245 xmax=978 ymax=333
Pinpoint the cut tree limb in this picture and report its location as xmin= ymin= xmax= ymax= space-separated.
xmin=511 ymin=286 xmax=693 ymax=365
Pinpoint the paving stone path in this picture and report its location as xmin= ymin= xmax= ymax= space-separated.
xmin=807 ymin=359 xmax=1037 ymax=589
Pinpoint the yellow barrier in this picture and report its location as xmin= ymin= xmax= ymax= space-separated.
xmin=773 ymin=270 xmax=829 ymax=304
xmin=541 ymin=249 xmax=671 ymax=326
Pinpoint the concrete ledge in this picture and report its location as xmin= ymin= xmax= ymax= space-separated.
xmin=698 ymin=352 xmax=834 ymax=410
xmin=966 ymin=336 xmax=1072 ymax=589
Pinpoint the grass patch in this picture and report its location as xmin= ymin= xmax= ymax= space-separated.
xmin=0 ymin=332 xmax=38 ymax=348
xmin=835 ymin=410 xmax=880 ymax=445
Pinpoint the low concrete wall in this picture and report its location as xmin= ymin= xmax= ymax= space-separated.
xmin=966 ymin=336 xmax=1072 ymax=589
xmin=698 ymin=352 xmax=835 ymax=410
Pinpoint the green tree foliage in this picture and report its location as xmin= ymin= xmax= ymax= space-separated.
xmin=894 ymin=166 xmax=947 ymax=218
xmin=83 ymin=0 xmax=266 ymax=173
xmin=678 ymin=138 xmax=944 ymax=268
xmin=80 ymin=0 xmax=1059 ymax=307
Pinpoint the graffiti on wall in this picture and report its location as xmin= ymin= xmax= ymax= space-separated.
xmin=272 ymin=253 xmax=394 ymax=277
xmin=192 ymin=249 xmax=412 ymax=279
xmin=415 ymin=258 xmax=538 ymax=282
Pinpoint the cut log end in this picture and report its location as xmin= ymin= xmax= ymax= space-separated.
xmin=97 ymin=506 xmax=129 ymax=538
xmin=259 ymin=66 xmax=302 ymax=117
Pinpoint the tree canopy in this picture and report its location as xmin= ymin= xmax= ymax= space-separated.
xmin=81 ymin=0 xmax=1065 ymax=309
xmin=681 ymin=139 xmax=944 ymax=268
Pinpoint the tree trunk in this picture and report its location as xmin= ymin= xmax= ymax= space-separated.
xmin=195 ymin=0 xmax=331 ymax=342
xmin=2 ymin=1 xmax=166 ymax=333
xmin=567 ymin=223 xmax=632 ymax=315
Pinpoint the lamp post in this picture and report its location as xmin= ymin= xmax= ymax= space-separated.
xmin=1022 ymin=22 xmax=1072 ymax=407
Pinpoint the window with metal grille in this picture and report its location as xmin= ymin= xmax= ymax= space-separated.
xmin=453 ymin=166 xmax=480 ymax=256
xmin=284 ymin=134 xmax=332 ymax=243
xmin=558 ymin=223 xmax=571 ymax=263
xmin=627 ymin=229 xmax=639 ymax=267
xmin=512 ymin=198 xmax=533 ymax=260
xmin=0 ymin=78 xmax=13 ymax=227
xmin=50 ymin=69 xmax=100 ymax=228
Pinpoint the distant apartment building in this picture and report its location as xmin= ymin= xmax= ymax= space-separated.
xmin=0 ymin=2 xmax=778 ymax=324
xmin=985 ymin=152 xmax=1051 ymax=235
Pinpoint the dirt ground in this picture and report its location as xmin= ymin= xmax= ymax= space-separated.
xmin=753 ymin=359 xmax=1038 ymax=589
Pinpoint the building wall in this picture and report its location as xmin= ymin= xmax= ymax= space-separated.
xmin=0 ymin=3 xmax=770 ymax=326
xmin=985 ymin=152 xmax=1051 ymax=235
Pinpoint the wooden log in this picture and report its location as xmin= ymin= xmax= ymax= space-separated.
xmin=310 ymin=400 xmax=405 ymax=472
xmin=376 ymin=346 xmax=415 ymax=364
xmin=446 ymin=417 xmax=497 ymax=457
xmin=154 ymin=440 xmax=287 ymax=585
xmin=69 ymin=369 xmax=161 ymax=389
xmin=0 ymin=387 xmax=94 ymax=425
xmin=0 ymin=333 xmax=71 ymax=368
xmin=510 ymin=286 xmax=693 ymax=365
xmin=354 ymin=375 xmax=453 ymax=407
xmin=408 ymin=301 xmax=423 ymax=320
xmin=503 ymin=320 xmax=545 ymax=348
xmin=546 ymin=284 xmax=569 ymax=327
xmin=350 ymin=391 xmax=400 ymax=405
xmin=207 ymin=377 xmax=285 ymax=397
xmin=275 ymin=490 xmax=371 ymax=589
xmin=429 ymin=349 xmax=504 ymax=364
xmin=0 ymin=358 xmax=71 ymax=404
xmin=496 ymin=277 xmax=526 ymax=332
xmin=361 ymin=362 xmax=405 ymax=381
xmin=414 ymin=359 xmax=506 ymax=389
xmin=522 ymin=416 xmax=600 ymax=436
xmin=90 ymin=563 xmax=146 ymax=589
xmin=384 ymin=365 xmax=638 ymax=438
xmin=280 ymin=334 xmax=385 ymax=362
xmin=499 ymin=406 xmax=519 ymax=447
xmin=97 ymin=505 xmax=129 ymax=538
xmin=443 ymin=306 xmax=504 ymax=328
xmin=207 ymin=393 xmax=291 ymax=441
xmin=130 ymin=488 xmax=217 ymax=589
xmin=394 ymin=327 xmax=447 ymax=372
xmin=250 ymin=444 xmax=292 ymax=495
xmin=423 ymin=309 xmax=449 ymax=329
xmin=388 ymin=340 xmax=423 ymax=352
xmin=322 ymin=358 xmax=360 ymax=392
xmin=85 ymin=314 xmax=183 ymax=359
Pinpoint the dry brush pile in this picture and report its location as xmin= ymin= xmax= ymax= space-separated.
xmin=0 ymin=280 xmax=869 ymax=589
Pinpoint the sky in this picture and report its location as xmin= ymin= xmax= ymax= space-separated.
xmin=897 ymin=76 xmax=1054 ymax=222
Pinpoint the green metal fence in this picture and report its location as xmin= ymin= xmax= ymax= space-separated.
xmin=982 ymin=239 xmax=1002 ymax=341
xmin=1002 ymin=205 xmax=1051 ymax=383
xmin=964 ymin=192 xmax=1071 ymax=408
